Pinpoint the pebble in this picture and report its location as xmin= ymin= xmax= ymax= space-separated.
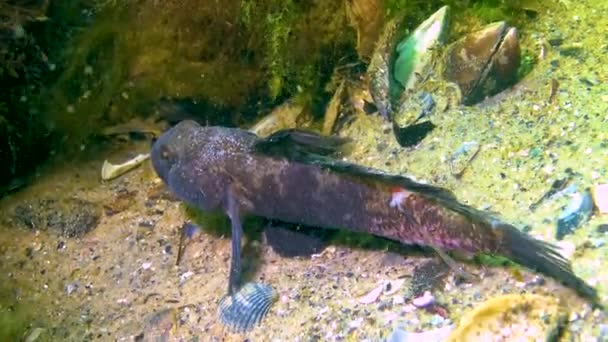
xmin=65 ymin=282 xmax=78 ymax=295
xmin=412 ymin=291 xmax=434 ymax=308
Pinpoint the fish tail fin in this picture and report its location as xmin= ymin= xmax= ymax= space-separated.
xmin=492 ymin=221 xmax=599 ymax=304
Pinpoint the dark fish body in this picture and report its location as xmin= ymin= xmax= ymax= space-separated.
xmin=152 ymin=120 xmax=598 ymax=304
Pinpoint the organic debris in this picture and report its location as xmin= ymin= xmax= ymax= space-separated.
xmin=345 ymin=0 xmax=384 ymax=60
xmin=101 ymin=153 xmax=150 ymax=181
xmin=529 ymin=177 xmax=571 ymax=211
xmin=249 ymin=99 xmax=312 ymax=137
xmin=322 ymin=80 xmax=346 ymax=135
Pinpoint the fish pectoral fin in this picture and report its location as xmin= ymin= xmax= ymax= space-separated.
xmin=430 ymin=245 xmax=479 ymax=283
xmin=226 ymin=187 xmax=244 ymax=296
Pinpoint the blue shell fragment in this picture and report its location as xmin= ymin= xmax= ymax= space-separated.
xmin=556 ymin=190 xmax=593 ymax=240
xmin=182 ymin=222 xmax=201 ymax=239
xmin=218 ymin=282 xmax=277 ymax=333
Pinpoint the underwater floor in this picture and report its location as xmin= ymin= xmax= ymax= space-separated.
xmin=1 ymin=0 xmax=608 ymax=341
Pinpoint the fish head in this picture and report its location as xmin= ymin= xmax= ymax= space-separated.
xmin=151 ymin=120 xmax=201 ymax=184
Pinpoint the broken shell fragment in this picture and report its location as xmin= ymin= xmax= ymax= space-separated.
xmin=101 ymin=153 xmax=150 ymax=181
xmin=443 ymin=21 xmax=520 ymax=105
xmin=412 ymin=290 xmax=435 ymax=308
xmin=359 ymin=281 xmax=385 ymax=304
xmin=218 ymin=282 xmax=277 ymax=333
xmin=556 ymin=190 xmax=593 ymax=240
xmin=449 ymin=141 xmax=480 ymax=178
xmin=249 ymin=99 xmax=311 ymax=137
xmin=592 ymin=183 xmax=608 ymax=214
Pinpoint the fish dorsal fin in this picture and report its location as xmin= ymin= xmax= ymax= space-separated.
xmin=254 ymin=129 xmax=457 ymax=202
xmin=253 ymin=129 xmax=351 ymax=158
xmin=305 ymin=155 xmax=459 ymax=202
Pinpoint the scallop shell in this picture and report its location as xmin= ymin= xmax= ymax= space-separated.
xmin=218 ymin=282 xmax=277 ymax=333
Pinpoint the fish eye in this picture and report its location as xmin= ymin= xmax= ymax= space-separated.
xmin=160 ymin=145 xmax=174 ymax=161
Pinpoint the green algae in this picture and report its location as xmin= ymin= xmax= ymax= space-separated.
xmin=38 ymin=0 xmax=356 ymax=148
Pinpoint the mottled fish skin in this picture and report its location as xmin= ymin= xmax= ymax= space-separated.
xmin=367 ymin=15 xmax=402 ymax=121
xmin=151 ymin=120 xmax=598 ymax=304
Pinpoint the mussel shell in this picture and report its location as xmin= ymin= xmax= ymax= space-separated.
xmin=218 ymin=282 xmax=277 ymax=333
xmin=443 ymin=22 xmax=520 ymax=105
xmin=476 ymin=27 xmax=520 ymax=100
xmin=393 ymin=5 xmax=450 ymax=92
